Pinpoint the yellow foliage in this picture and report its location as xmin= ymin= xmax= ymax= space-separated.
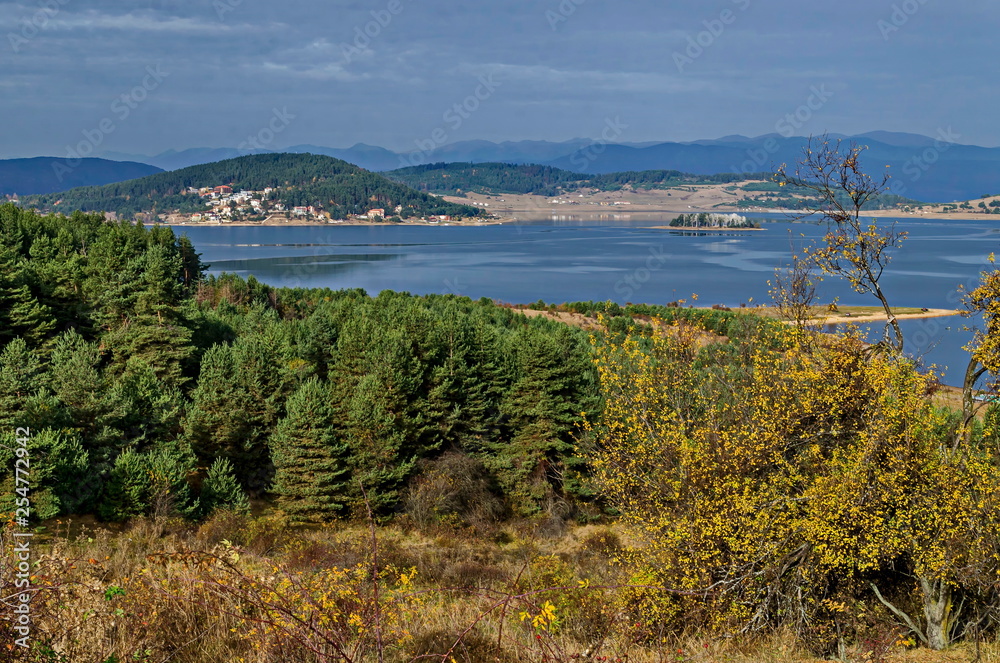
xmin=590 ymin=319 xmax=1000 ymax=635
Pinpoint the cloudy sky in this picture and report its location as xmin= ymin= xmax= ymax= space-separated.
xmin=1 ymin=0 xmax=996 ymax=158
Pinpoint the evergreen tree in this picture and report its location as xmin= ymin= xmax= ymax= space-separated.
xmin=176 ymin=234 xmax=206 ymax=295
xmin=489 ymin=328 xmax=595 ymax=515
xmin=48 ymin=330 xmax=107 ymax=451
xmin=5 ymin=283 xmax=56 ymax=345
xmin=184 ymin=335 xmax=289 ymax=493
xmin=100 ymin=361 xmax=185 ymax=452
xmin=0 ymin=337 xmax=43 ymax=429
xmin=98 ymin=445 xmax=197 ymax=521
xmin=0 ymin=428 xmax=90 ymax=520
xmin=200 ymin=457 xmax=251 ymax=516
xmin=331 ymin=318 xmax=430 ymax=512
xmin=344 ymin=370 xmax=416 ymax=514
xmin=98 ymin=449 xmax=150 ymax=521
xmin=270 ymin=378 xmax=350 ymax=522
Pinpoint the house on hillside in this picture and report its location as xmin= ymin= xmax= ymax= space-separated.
xmin=367 ymin=209 xmax=385 ymax=219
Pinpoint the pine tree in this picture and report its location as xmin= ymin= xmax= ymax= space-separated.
xmin=176 ymin=234 xmax=206 ymax=295
xmin=0 ymin=337 xmax=43 ymax=429
xmin=200 ymin=457 xmax=251 ymax=516
xmin=100 ymin=360 xmax=185 ymax=452
xmin=49 ymin=330 xmax=108 ymax=455
xmin=98 ymin=449 xmax=150 ymax=521
xmin=184 ymin=335 xmax=289 ymax=493
xmin=5 ymin=283 xmax=56 ymax=344
xmin=489 ymin=327 xmax=595 ymax=515
xmin=270 ymin=377 xmax=350 ymax=522
xmin=98 ymin=446 xmax=197 ymax=521
xmin=0 ymin=428 xmax=91 ymax=520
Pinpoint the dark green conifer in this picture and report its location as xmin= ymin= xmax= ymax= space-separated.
xmin=270 ymin=377 xmax=350 ymax=522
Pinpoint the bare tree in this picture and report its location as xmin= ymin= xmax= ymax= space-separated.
xmin=775 ymin=135 xmax=907 ymax=353
xmin=769 ymin=242 xmax=823 ymax=342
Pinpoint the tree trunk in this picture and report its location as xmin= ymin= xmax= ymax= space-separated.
xmin=919 ymin=576 xmax=953 ymax=650
xmin=959 ymin=358 xmax=988 ymax=448
xmin=872 ymin=283 xmax=904 ymax=353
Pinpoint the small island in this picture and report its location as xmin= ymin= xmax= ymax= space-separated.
xmin=667 ymin=211 xmax=761 ymax=229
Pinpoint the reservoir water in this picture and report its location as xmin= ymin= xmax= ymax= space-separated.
xmin=173 ymin=215 xmax=1000 ymax=386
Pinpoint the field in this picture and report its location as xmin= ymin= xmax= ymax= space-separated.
xmin=444 ymin=185 xmax=1000 ymax=221
xmin=7 ymin=513 xmax=1000 ymax=663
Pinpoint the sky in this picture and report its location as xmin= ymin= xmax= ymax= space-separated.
xmin=1 ymin=0 xmax=997 ymax=158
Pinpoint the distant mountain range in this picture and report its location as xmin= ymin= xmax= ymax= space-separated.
xmin=5 ymin=131 xmax=999 ymax=202
xmin=384 ymin=162 xmax=912 ymax=212
xmin=0 ymin=157 xmax=162 ymax=196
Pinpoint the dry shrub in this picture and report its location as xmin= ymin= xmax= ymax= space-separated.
xmin=194 ymin=508 xmax=250 ymax=547
xmin=195 ymin=509 xmax=291 ymax=555
xmin=440 ymin=561 xmax=509 ymax=588
xmin=404 ymin=627 xmax=519 ymax=663
xmin=284 ymin=537 xmax=364 ymax=573
xmin=580 ymin=527 xmax=622 ymax=555
xmin=405 ymin=452 xmax=507 ymax=532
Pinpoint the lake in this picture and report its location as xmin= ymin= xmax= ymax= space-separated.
xmin=172 ymin=215 xmax=1000 ymax=386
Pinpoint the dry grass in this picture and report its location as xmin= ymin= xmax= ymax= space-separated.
xmin=2 ymin=515 xmax=998 ymax=662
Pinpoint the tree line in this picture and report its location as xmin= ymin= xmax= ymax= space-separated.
xmin=386 ymin=162 xmax=776 ymax=197
xmin=0 ymin=203 xmax=596 ymax=526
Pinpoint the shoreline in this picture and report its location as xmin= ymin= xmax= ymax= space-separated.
xmin=807 ymin=308 xmax=961 ymax=326
xmin=159 ymin=216 xmax=511 ymax=228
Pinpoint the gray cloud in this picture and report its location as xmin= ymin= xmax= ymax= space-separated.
xmin=1 ymin=0 xmax=998 ymax=157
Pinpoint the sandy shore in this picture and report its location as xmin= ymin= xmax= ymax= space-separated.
xmin=809 ymin=308 xmax=961 ymax=326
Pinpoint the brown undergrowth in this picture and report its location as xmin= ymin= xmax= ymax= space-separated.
xmin=2 ymin=514 xmax=998 ymax=663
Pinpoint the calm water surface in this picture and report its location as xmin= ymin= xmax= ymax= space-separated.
xmin=173 ymin=215 xmax=1000 ymax=386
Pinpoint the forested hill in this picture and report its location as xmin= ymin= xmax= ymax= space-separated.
xmin=384 ymin=162 xmax=771 ymax=197
xmin=21 ymin=153 xmax=483 ymax=220
xmin=0 ymin=157 xmax=163 ymax=196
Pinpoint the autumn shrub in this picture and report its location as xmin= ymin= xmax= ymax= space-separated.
xmin=404 ymin=451 xmax=507 ymax=532
xmin=590 ymin=320 xmax=1000 ymax=652
xmin=440 ymin=561 xmax=509 ymax=588
xmin=580 ymin=527 xmax=622 ymax=555
xmin=284 ymin=536 xmax=364 ymax=574
xmin=194 ymin=507 xmax=251 ymax=548
xmin=404 ymin=626 xmax=519 ymax=663
xmin=241 ymin=512 xmax=293 ymax=555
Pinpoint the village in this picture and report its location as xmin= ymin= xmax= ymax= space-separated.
xmin=180 ymin=185 xmax=460 ymax=225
